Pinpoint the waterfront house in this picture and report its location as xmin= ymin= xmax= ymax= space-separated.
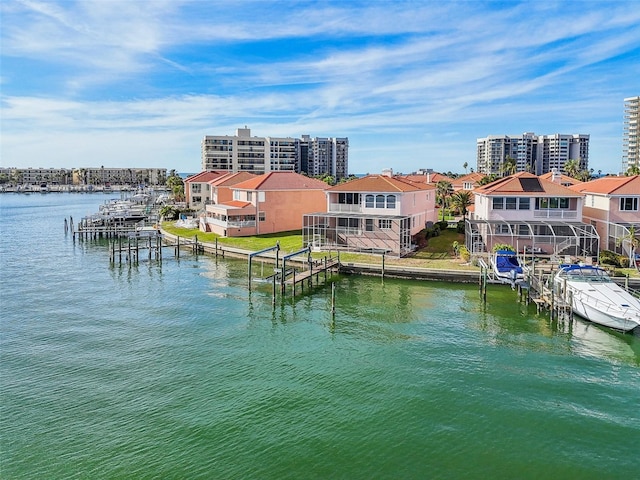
xmin=467 ymin=172 xmax=598 ymax=258
xmin=569 ymin=175 xmax=640 ymax=257
xmin=184 ymin=171 xmax=228 ymax=210
xmin=201 ymin=172 xmax=329 ymax=236
xmin=303 ymin=174 xmax=437 ymax=257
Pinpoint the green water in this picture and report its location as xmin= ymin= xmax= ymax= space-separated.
xmin=1 ymin=193 xmax=639 ymax=479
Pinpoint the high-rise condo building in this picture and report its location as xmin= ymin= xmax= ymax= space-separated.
xmin=623 ymin=96 xmax=639 ymax=173
xmin=476 ymin=132 xmax=589 ymax=176
xmin=201 ymin=127 xmax=348 ymax=179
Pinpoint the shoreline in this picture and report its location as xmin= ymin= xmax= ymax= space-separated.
xmin=161 ymin=228 xmax=503 ymax=284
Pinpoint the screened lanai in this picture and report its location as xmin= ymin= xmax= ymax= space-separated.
xmin=465 ymin=219 xmax=600 ymax=259
xmin=303 ymin=212 xmax=413 ymax=257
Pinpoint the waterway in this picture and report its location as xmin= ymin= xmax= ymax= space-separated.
xmin=1 ymin=193 xmax=639 ymax=479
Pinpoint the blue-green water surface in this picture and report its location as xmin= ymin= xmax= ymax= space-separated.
xmin=1 ymin=193 xmax=639 ymax=479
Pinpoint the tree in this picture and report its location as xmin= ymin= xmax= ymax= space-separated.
xmin=166 ymin=172 xmax=185 ymax=201
xmin=463 ymin=162 xmax=468 ymax=173
xmin=436 ymin=180 xmax=453 ymax=221
xmin=159 ymin=205 xmax=179 ymax=220
xmin=626 ymin=164 xmax=640 ymax=176
xmin=616 ymin=224 xmax=639 ymax=267
xmin=478 ymin=174 xmax=498 ymax=186
xmin=563 ymin=159 xmax=581 ymax=178
xmin=576 ymin=169 xmax=591 ymax=182
xmin=450 ymin=190 xmax=473 ymax=220
xmin=501 ymin=156 xmax=516 ymax=177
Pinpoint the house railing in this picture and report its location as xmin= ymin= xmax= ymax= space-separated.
xmin=206 ymin=218 xmax=256 ymax=228
xmin=329 ymin=203 xmax=362 ymax=213
xmin=533 ymin=210 xmax=577 ymax=219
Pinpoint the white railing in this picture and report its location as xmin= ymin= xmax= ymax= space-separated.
xmin=533 ymin=210 xmax=577 ymax=219
xmin=206 ymin=218 xmax=256 ymax=228
xmin=329 ymin=203 xmax=362 ymax=213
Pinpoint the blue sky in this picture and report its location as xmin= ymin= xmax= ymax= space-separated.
xmin=1 ymin=0 xmax=639 ymax=175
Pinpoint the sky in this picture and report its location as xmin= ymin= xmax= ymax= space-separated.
xmin=1 ymin=1 xmax=639 ymax=176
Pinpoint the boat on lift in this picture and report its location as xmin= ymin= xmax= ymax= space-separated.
xmin=554 ymin=264 xmax=640 ymax=333
xmin=491 ymin=250 xmax=525 ymax=285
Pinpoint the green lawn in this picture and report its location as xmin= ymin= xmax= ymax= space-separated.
xmin=161 ymin=222 xmax=475 ymax=270
xmin=161 ymin=222 xmax=304 ymax=253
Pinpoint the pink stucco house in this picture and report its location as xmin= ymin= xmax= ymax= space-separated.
xmin=201 ymin=172 xmax=329 ymax=236
xmin=569 ymin=175 xmax=640 ymax=255
xmin=467 ymin=172 xmax=598 ymax=257
xmin=184 ymin=171 xmax=228 ymax=210
xmin=303 ymin=174 xmax=437 ymax=256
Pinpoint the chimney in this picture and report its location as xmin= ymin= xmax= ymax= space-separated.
xmin=382 ymin=168 xmax=393 ymax=177
xmin=551 ymin=168 xmax=559 ymax=183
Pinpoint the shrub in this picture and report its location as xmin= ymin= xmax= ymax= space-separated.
xmin=492 ymin=243 xmax=515 ymax=252
xmin=599 ymin=250 xmax=629 ymax=268
xmin=456 ymin=220 xmax=465 ymax=234
xmin=459 ymin=245 xmax=470 ymax=261
xmin=437 ymin=220 xmax=449 ymax=230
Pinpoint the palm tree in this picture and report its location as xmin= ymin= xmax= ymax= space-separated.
xmin=563 ymin=159 xmax=581 ymax=178
xmin=478 ymin=174 xmax=498 ymax=186
xmin=463 ymin=162 xmax=468 ymax=174
xmin=626 ymin=164 xmax=640 ymax=176
xmin=616 ymin=224 xmax=639 ymax=267
xmin=450 ymin=190 xmax=473 ymax=220
xmin=501 ymin=156 xmax=516 ymax=177
xmin=436 ymin=180 xmax=453 ymax=221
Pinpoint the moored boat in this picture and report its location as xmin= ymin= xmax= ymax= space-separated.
xmin=492 ymin=250 xmax=524 ymax=285
xmin=554 ymin=264 xmax=640 ymax=333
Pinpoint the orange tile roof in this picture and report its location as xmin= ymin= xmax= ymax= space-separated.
xmin=539 ymin=171 xmax=582 ymax=186
xmin=209 ymin=171 xmax=256 ymax=187
xmin=232 ymin=172 xmax=329 ymax=191
xmin=402 ymin=172 xmax=454 ymax=184
xmin=224 ymin=200 xmax=252 ymax=208
xmin=185 ymin=170 xmax=227 ymax=183
xmin=569 ymin=175 xmax=640 ymax=195
xmin=474 ymin=172 xmax=583 ymax=196
xmin=328 ymin=175 xmax=434 ymax=193
xmin=455 ymin=172 xmax=484 ymax=184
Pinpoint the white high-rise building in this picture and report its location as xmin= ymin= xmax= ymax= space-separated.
xmin=201 ymin=127 xmax=348 ymax=179
xmin=623 ymin=96 xmax=639 ymax=172
xmin=477 ymin=132 xmax=589 ymax=176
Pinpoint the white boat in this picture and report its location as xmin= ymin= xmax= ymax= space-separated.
xmin=554 ymin=264 xmax=640 ymax=333
xmin=492 ymin=250 xmax=525 ymax=285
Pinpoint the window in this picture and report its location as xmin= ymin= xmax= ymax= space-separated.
xmin=338 ymin=218 xmax=359 ymax=228
xmin=505 ymin=198 xmax=517 ymax=210
xmin=258 ymin=192 xmax=265 ymax=202
xmin=247 ymin=192 xmax=252 ymax=202
xmin=496 ymin=224 xmax=511 ymax=234
xmin=378 ymin=219 xmax=392 ymax=229
xmin=365 ymin=219 xmax=374 ymax=231
xmin=620 ymin=197 xmax=639 ymax=211
xmin=365 ymin=194 xmax=374 ymax=208
xmin=518 ymin=198 xmax=530 ymax=210
xmin=259 ymin=212 xmax=265 ymax=222
xmin=386 ymin=195 xmax=396 ymax=209
xmin=536 ymin=197 xmax=570 ymax=209
xmin=492 ymin=197 xmax=504 ymax=209
xmin=233 ymin=190 xmax=240 ymax=200
xmin=518 ymin=224 xmax=530 ymax=235
xmin=376 ymin=195 xmax=385 ymax=208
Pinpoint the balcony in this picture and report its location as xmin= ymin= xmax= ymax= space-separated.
xmin=329 ymin=203 xmax=362 ymax=213
xmin=533 ymin=209 xmax=577 ymax=219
